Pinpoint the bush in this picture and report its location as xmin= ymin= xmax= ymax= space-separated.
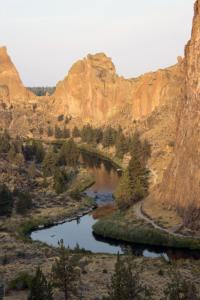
xmin=0 ymin=184 xmax=13 ymax=216
xmin=57 ymin=114 xmax=64 ymax=122
xmin=14 ymin=190 xmax=32 ymax=214
xmin=9 ymin=272 xmax=33 ymax=291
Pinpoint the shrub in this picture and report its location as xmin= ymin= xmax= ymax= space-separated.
xmin=9 ymin=272 xmax=33 ymax=291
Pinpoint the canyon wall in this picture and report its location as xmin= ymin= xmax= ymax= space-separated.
xmin=51 ymin=53 xmax=183 ymax=127
xmin=157 ymin=0 xmax=200 ymax=221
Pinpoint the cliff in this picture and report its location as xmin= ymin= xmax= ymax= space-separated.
xmin=0 ymin=46 xmax=32 ymax=104
xmin=156 ymin=0 xmax=200 ymax=228
xmin=51 ymin=53 xmax=183 ymax=126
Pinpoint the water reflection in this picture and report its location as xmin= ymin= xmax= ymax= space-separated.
xmin=31 ymin=153 xmax=200 ymax=260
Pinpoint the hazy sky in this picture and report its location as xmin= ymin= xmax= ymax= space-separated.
xmin=0 ymin=0 xmax=194 ymax=86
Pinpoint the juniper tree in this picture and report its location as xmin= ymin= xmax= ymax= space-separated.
xmin=0 ymin=184 xmax=13 ymax=216
xmin=28 ymin=267 xmax=53 ymax=300
xmin=107 ymin=254 xmax=152 ymax=300
xmin=163 ymin=270 xmax=200 ymax=300
xmin=52 ymin=240 xmax=80 ymax=300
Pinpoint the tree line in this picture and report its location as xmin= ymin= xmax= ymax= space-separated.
xmin=0 ymin=131 xmax=80 ymax=216
xmin=115 ymin=131 xmax=151 ymax=209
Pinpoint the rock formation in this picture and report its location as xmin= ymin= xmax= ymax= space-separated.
xmin=51 ymin=53 xmax=183 ymax=126
xmin=0 ymin=46 xmax=32 ymax=104
xmin=156 ymin=0 xmax=200 ymax=227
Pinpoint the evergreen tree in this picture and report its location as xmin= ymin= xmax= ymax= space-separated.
xmin=28 ymin=267 xmax=53 ymax=300
xmin=0 ymin=130 xmax=10 ymax=154
xmin=102 ymin=126 xmax=117 ymax=148
xmin=115 ymin=133 xmax=128 ymax=159
xmin=81 ymin=124 xmax=94 ymax=143
xmin=22 ymin=140 xmax=45 ymax=163
xmin=53 ymin=168 xmax=69 ymax=194
xmin=0 ymin=184 xmax=13 ymax=216
xmin=93 ymin=127 xmax=103 ymax=144
xmin=55 ymin=125 xmax=63 ymax=139
xmin=114 ymin=170 xmax=133 ymax=209
xmin=8 ymin=144 xmax=17 ymax=162
xmin=107 ymin=254 xmax=152 ymax=300
xmin=129 ymin=131 xmax=143 ymax=159
xmin=47 ymin=126 xmax=54 ymax=137
xmin=63 ymin=127 xmax=70 ymax=139
xmin=42 ymin=150 xmax=58 ymax=176
xmin=128 ymin=154 xmax=149 ymax=203
xmin=15 ymin=190 xmax=32 ymax=215
xmin=72 ymin=126 xmax=80 ymax=138
xmin=52 ymin=240 xmax=80 ymax=300
xmin=59 ymin=139 xmax=79 ymax=166
xmin=163 ymin=270 xmax=199 ymax=300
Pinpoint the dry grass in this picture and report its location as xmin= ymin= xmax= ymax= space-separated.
xmin=91 ymin=204 xmax=117 ymax=219
xmin=143 ymin=197 xmax=182 ymax=229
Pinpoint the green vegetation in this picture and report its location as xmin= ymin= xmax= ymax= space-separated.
xmin=93 ymin=210 xmax=200 ymax=250
xmin=0 ymin=184 xmax=13 ymax=216
xmin=105 ymin=254 xmax=152 ymax=300
xmin=27 ymin=86 xmax=55 ymax=96
xmin=23 ymin=140 xmax=45 ymax=163
xmin=9 ymin=272 xmax=33 ymax=291
xmin=55 ymin=125 xmax=71 ymax=139
xmin=115 ymin=132 xmax=150 ymax=209
xmin=52 ymin=240 xmax=80 ymax=300
xmin=53 ymin=168 xmax=71 ymax=194
xmin=0 ymin=130 xmax=11 ymax=154
xmin=72 ymin=126 xmax=80 ymax=138
xmin=163 ymin=270 xmax=199 ymax=300
xmin=28 ymin=267 xmax=53 ymax=300
xmin=14 ymin=189 xmax=33 ymax=214
xmin=58 ymin=139 xmax=79 ymax=166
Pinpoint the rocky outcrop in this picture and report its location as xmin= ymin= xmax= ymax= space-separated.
xmin=51 ymin=53 xmax=183 ymax=126
xmin=0 ymin=46 xmax=33 ymax=104
xmin=156 ymin=0 xmax=200 ymax=226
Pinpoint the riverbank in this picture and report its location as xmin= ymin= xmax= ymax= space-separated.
xmin=78 ymin=143 xmax=124 ymax=170
xmin=92 ymin=207 xmax=200 ymax=251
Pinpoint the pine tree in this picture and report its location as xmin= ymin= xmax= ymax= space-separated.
xmin=58 ymin=139 xmax=79 ymax=166
xmin=63 ymin=127 xmax=70 ymax=139
xmin=115 ymin=133 xmax=128 ymax=159
xmin=53 ymin=168 xmax=69 ymax=194
xmin=55 ymin=125 xmax=63 ymax=139
xmin=52 ymin=240 xmax=80 ymax=300
xmin=47 ymin=126 xmax=54 ymax=137
xmin=102 ymin=126 xmax=117 ymax=148
xmin=114 ymin=170 xmax=133 ymax=209
xmin=163 ymin=270 xmax=199 ymax=300
xmin=15 ymin=190 xmax=32 ymax=215
xmin=128 ymin=154 xmax=149 ymax=203
xmin=107 ymin=254 xmax=152 ymax=300
xmin=42 ymin=150 xmax=58 ymax=176
xmin=0 ymin=130 xmax=10 ymax=154
xmin=107 ymin=253 xmax=126 ymax=300
xmin=0 ymin=184 xmax=13 ymax=216
xmin=8 ymin=144 xmax=17 ymax=162
xmin=72 ymin=126 xmax=80 ymax=138
xmin=28 ymin=267 xmax=53 ymax=300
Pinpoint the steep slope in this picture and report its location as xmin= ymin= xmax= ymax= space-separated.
xmin=51 ymin=53 xmax=183 ymax=127
xmin=0 ymin=46 xmax=32 ymax=103
xmin=155 ymin=0 xmax=200 ymax=228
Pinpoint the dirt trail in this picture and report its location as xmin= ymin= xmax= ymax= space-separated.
xmin=134 ymin=201 xmax=200 ymax=240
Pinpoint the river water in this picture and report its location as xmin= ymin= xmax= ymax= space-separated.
xmin=31 ymin=152 xmax=200 ymax=260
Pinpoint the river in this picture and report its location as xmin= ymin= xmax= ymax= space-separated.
xmin=31 ymin=152 xmax=200 ymax=260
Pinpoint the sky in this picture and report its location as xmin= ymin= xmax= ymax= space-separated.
xmin=0 ymin=0 xmax=195 ymax=86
